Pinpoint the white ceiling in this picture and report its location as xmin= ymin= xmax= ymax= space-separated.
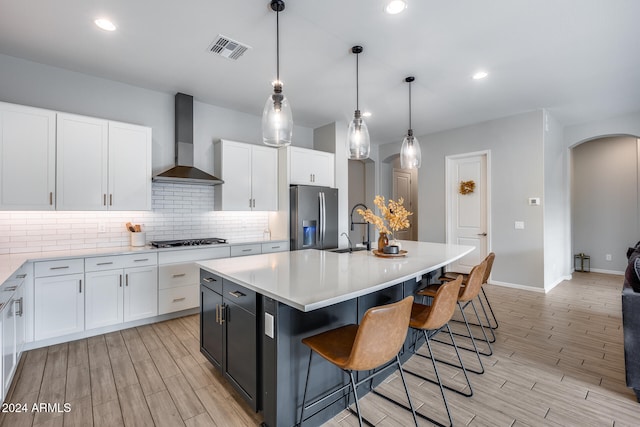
xmin=1 ymin=0 xmax=639 ymax=144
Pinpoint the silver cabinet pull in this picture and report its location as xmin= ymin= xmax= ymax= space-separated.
xmin=16 ymin=297 xmax=23 ymax=317
xmin=119 ymin=274 xmax=123 ymax=287
xmin=49 ymin=192 xmax=53 ymax=205
xmin=228 ymin=290 xmax=245 ymax=298
xmin=134 ymin=258 xmax=149 ymax=262
xmin=16 ymin=274 xmax=27 ymax=279
xmin=172 ymin=273 xmax=186 ymax=278
xmin=103 ymin=194 xmax=107 ymax=206
xmin=220 ymin=304 xmax=225 ymax=324
xmin=270 ymin=246 xmax=281 ymax=249
xmin=203 ymin=277 xmax=216 ymax=283
xmin=242 ymin=249 xmax=252 ymax=252
xmin=79 ymin=279 xmax=82 ymax=293
xmin=172 ymin=297 xmax=186 ymax=303
xmin=50 ymin=266 xmax=69 ymax=270
xmin=109 ymin=194 xmax=113 ymax=206
xmin=4 ymin=286 xmax=17 ymax=292
xmin=125 ymin=274 xmax=129 ymax=286
xmin=97 ymin=262 xmax=113 ymax=266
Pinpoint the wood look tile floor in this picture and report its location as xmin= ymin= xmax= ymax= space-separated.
xmin=2 ymin=272 xmax=639 ymax=426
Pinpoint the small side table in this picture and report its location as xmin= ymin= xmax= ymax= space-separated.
xmin=574 ymin=253 xmax=590 ymax=272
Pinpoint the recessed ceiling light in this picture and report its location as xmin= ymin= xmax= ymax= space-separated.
xmin=94 ymin=18 xmax=116 ymax=32
xmin=362 ymin=111 xmax=372 ymax=118
xmin=472 ymin=71 xmax=488 ymax=80
xmin=385 ymin=1 xmax=407 ymax=15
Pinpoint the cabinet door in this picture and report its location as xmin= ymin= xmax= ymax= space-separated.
xmin=289 ymin=147 xmax=314 ymax=185
xmin=123 ymin=266 xmax=158 ymax=322
xmin=311 ymin=151 xmax=334 ymax=187
xmin=34 ymin=273 xmax=84 ymax=340
xmin=108 ymin=122 xmax=152 ymax=210
xmin=0 ymin=102 xmax=56 ymax=210
xmin=56 ymin=114 xmax=108 ymax=210
xmin=220 ymin=141 xmax=252 ymax=211
xmin=2 ymin=299 xmax=16 ymax=397
xmin=251 ymin=145 xmax=278 ymax=211
xmin=85 ymin=270 xmax=124 ymax=329
xmin=224 ymin=301 xmax=257 ymax=408
xmin=200 ymin=285 xmax=223 ymax=369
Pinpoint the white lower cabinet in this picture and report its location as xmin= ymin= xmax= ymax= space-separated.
xmin=34 ymin=273 xmax=84 ymax=341
xmin=85 ymin=254 xmax=158 ymax=329
xmin=1 ymin=273 xmax=26 ymax=402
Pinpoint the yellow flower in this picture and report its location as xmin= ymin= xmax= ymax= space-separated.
xmin=357 ymin=196 xmax=412 ymax=236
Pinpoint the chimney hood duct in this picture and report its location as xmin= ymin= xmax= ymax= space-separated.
xmin=152 ymin=93 xmax=224 ymax=185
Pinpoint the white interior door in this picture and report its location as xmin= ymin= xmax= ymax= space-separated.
xmin=446 ymin=152 xmax=489 ymax=273
xmin=392 ymin=169 xmax=414 ymax=240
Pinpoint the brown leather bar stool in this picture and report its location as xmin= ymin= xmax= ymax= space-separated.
xmin=374 ymin=277 xmax=471 ymax=427
xmin=418 ymin=260 xmax=490 ymax=374
xmin=440 ymin=252 xmax=498 ymax=333
xmin=298 ymin=296 xmax=417 ymax=427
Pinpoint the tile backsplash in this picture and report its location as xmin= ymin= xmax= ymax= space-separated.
xmin=0 ymin=183 xmax=270 ymax=254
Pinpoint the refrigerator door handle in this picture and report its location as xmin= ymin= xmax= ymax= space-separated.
xmin=321 ymin=192 xmax=326 ymax=247
xmin=318 ymin=192 xmax=323 ymax=248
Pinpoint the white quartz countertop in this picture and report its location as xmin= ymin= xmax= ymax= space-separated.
xmin=198 ymin=241 xmax=475 ymax=312
xmin=0 ymin=239 xmax=287 ymax=284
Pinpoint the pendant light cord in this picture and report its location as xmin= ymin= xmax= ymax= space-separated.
xmin=356 ymin=52 xmax=359 ymax=111
xmin=408 ymin=80 xmax=412 ymax=130
xmin=276 ymin=8 xmax=280 ymax=83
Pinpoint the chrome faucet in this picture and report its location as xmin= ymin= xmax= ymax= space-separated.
xmin=350 ymin=203 xmax=371 ymax=250
xmin=340 ymin=232 xmax=353 ymax=252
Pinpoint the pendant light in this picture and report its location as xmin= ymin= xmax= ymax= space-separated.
xmin=262 ymin=0 xmax=293 ymax=147
xmin=346 ymin=46 xmax=370 ymax=160
xmin=400 ymin=76 xmax=422 ymax=169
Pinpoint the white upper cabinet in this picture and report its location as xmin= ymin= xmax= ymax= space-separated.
xmin=289 ymin=146 xmax=334 ymax=187
xmin=108 ymin=122 xmax=152 ymax=210
xmin=56 ymin=113 xmax=152 ymax=211
xmin=214 ymin=139 xmax=278 ymax=211
xmin=56 ymin=113 xmax=108 ymax=210
xmin=0 ymin=102 xmax=56 ymax=210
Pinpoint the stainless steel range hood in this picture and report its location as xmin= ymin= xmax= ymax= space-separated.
xmin=152 ymin=93 xmax=224 ymax=185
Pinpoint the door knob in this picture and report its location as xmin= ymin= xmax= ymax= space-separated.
xmin=477 ymin=233 xmax=487 ymax=236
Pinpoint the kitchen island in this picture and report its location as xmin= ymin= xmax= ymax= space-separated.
xmin=198 ymin=241 xmax=474 ymax=427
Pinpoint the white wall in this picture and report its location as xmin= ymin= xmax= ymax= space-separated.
xmin=572 ymin=136 xmax=638 ymax=272
xmin=543 ymin=110 xmax=571 ymax=290
xmin=0 ymin=53 xmax=314 ymax=177
xmin=414 ymin=111 xmax=546 ymax=289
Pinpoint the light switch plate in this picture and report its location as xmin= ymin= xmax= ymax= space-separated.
xmin=528 ymin=198 xmax=541 ymax=206
xmin=265 ymin=312 xmax=274 ymax=338
xmin=515 ymin=221 xmax=525 ymax=229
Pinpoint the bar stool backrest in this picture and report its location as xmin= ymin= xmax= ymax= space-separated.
xmin=458 ymin=260 xmax=487 ymax=303
xmin=345 ymin=296 xmax=414 ymax=371
xmin=416 ymin=276 xmax=462 ymax=331
xmin=483 ymin=252 xmax=496 ymax=284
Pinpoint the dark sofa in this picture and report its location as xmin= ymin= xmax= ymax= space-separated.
xmin=623 ymin=242 xmax=640 ymax=402
xmin=622 ymin=280 xmax=640 ymax=402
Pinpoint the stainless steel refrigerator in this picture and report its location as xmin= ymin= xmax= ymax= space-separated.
xmin=290 ymin=185 xmax=338 ymax=250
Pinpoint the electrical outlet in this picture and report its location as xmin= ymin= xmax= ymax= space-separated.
xmin=514 ymin=221 xmax=525 ymax=230
xmin=605 ymin=254 xmax=612 ymax=261
xmin=98 ymin=223 xmax=107 ymax=233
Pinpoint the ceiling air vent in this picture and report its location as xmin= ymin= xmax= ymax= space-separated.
xmin=207 ymin=35 xmax=251 ymax=60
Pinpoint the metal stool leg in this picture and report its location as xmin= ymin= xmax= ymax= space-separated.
xmin=481 ymin=287 xmax=499 ymax=329
xmin=298 ymin=350 xmax=313 ymax=426
xmin=425 ymin=331 xmax=453 ymax=427
xmin=349 ymin=371 xmax=363 ymax=427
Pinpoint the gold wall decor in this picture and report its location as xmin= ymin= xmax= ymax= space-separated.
xmin=459 ymin=180 xmax=476 ymax=195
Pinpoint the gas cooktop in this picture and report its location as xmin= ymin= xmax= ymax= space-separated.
xmin=149 ymin=237 xmax=228 ymax=248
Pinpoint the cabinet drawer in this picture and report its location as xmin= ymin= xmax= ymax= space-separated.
xmin=230 ymin=244 xmax=261 ymax=257
xmin=35 ymin=259 xmax=84 ymax=277
xmin=159 ymin=285 xmax=199 ymax=314
xmin=261 ymin=241 xmax=289 ymax=253
xmin=200 ymin=270 xmax=222 ymax=294
xmin=223 ymin=280 xmax=256 ymax=314
xmin=85 ymin=253 xmax=157 ymax=272
xmin=159 ymin=263 xmax=198 ymax=290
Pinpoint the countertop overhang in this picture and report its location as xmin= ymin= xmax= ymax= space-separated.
xmin=198 ymin=241 xmax=475 ymax=312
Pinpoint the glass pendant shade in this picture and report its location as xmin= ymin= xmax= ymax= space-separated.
xmin=400 ymin=131 xmax=422 ymax=169
xmin=262 ymin=84 xmax=293 ymax=147
xmin=347 ymin=110 xmax=370 ymax=159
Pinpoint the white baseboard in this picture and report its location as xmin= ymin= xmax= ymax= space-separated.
xmin=587 ymin=268 xmax=624 ymax=275
xmin=544 ymin=275 xmax=572 ymax=293
xmin=488 ymin=280 xmax=546 ymax=293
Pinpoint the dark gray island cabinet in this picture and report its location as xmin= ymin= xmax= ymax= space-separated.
xmin=198 ymin=242 xmax=474 ymax=427
xmin=200 ymin=269 xmax=259 ymax=411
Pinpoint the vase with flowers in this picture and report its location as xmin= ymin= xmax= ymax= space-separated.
xmin=357 ymin=196 xmax=412 ymax=254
